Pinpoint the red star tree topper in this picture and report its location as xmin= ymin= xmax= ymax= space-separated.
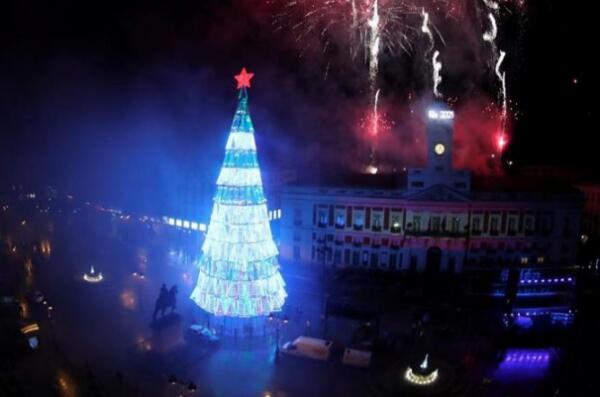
xmin=234 ymin=67 xmax=254 ymax=89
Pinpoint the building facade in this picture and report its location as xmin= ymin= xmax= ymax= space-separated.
xmin=281 ymin=185 xmax=581 ymax=274
xmin=578 ymin=183 xmax=600 ymax=242
xmin=280 ymin=105 xmax=583 ymax=277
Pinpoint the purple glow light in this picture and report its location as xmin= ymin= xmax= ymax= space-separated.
xmin=519 ymin=276 xmax=574 ymax=285
xmin=494 ymin=348 xmax=556 ymax=383
xmin=499 ymin=349 xmax=553 ymax=367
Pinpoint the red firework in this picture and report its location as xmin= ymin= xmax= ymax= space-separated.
xmin=359 ymin=106 xmax=392 ymax=137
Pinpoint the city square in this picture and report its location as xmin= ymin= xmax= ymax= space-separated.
xmin=1 ymin=1 xmax=599 ymax=396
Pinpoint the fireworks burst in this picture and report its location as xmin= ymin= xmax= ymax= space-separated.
xmin=371 ymin=88 xmax=381 ymax=135
xmin=367 ymin=0 xmax=381 ymax=88
xmin=421 ymin=7 xmax=445 ymax=98
xmin=420 ymin=7 xmax=434 ymax=50
xmin=271 ymin=0 xmax=527 ymax=170
xmin=481 ymin=100 xmax=510 ymax=156
xmin=272 ymin=0 xmax=526 ymax=79
xmin=482 ymin=12 xmax=498 ymax=43
xmin=495 ymin=50 xmax=507 ymax=121
xmin=359 ymin=97 xmax=392 ymax=138
xmin=272 ymin=1 xmax=420 ymax=67
xmin=363 ymin=88 xmax=392 ymax=172
xmin=481 ymin=0 xmax=514 ymax=148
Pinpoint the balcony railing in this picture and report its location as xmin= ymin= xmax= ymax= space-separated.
xmin=405 ymin=229 xmax=468 ymax=238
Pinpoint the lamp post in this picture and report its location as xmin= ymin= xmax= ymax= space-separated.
xmin=132 ymin=271 xmax=146 ymax=313
xmin=318 ymin=238 xmax=330 ymax=320
xmin=268 ymin=312 xmax=288 ymax=363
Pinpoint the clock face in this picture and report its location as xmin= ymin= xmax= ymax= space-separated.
xmin=434 ymin=143 xmax=445 ymax=155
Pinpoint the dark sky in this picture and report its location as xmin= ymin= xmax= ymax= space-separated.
xmin=0 ymin=0 xmax=595 ymax=211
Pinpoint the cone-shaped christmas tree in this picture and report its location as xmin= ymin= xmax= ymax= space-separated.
xmin=190 ymin=68 xmax=286 ymax=319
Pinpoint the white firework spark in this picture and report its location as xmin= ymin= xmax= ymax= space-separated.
xmin=273 ymin=1 xmax=420 ymax=73
xmin=350 ymin=0 xmax=359 ymax=58
xmin=421 ymin=8 xmax=434 ymax=52
xmin=367 ymin=0 xmax=381 ymax=88
xmin=495 ymin=50 xmax=507 ymax=122
xmin=482 ymin=1 xmax=509 ymax=134
xmin=372 ymin=88 xmax=381 ymax=135
xmin=482 ymin=12 xmax=498 ymax=42
xmin=432 ymin=50 xmax=443 ymax=98
xmin=482 ymin=0 xmax=500 ymax=11
xmin=421 ymin=7 xmax=443 ymax=97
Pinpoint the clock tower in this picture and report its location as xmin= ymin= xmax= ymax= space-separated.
xmin=407 ymin=102 xmax=471 ymax=192
xmin=426 ymin=104 xmax=454 ymax=174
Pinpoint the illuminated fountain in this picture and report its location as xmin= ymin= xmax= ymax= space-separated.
xmin=404 ymin=354 xmax=439 ymax=386
xmin=83 ymin=266 xmax=104 ymax=283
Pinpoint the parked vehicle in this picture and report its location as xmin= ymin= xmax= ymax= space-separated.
xmin=281 ymin=336 xmax=332 ymax=361
xmin=342 ymin=348 xmax=372 ymax=368
xmin=186 ymin=324 xmax=220 ymax=345
xmin=27 ymin=290 xmax=44 ymax=304
xmin=0 ymin=295 xmax=18 ymax=305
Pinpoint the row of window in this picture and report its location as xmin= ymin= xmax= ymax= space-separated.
xmin=464 ymin=255 xmax=573 ymax=267
xmin=310 ymin=241 xmax=546 ymax=265
xmin=470 ymin=241 xmax=552 ymax=252
xmin=306 ymin=232 xmax=569 ymax=255
xmin=307 ymin=246 xmax=420 ymax=271
xmin=291 ymin=243 xmax=567 ymax=269
xmin=583 ymin=189 xmax=600 ymax=204
xmin=307 ymin=206 xmax=560 ymax=237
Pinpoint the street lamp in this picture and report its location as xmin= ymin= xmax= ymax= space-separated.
xmin=132 ymin=271 xmax=146 ymax=313
xmin=268 ymin=312 xmax=289 ymax=363
xmin=317 ymin=238 xmax=330 ymax=319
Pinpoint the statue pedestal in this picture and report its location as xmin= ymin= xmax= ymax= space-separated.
xmin=150 ymin=313 xmax=183 ymax=352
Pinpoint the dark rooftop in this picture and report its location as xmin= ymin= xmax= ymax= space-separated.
xmin=287 ymin=169 xmax=583 ymax=203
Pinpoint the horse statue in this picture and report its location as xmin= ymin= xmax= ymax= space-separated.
xmin=153 ymin=284 xmax=178 ymax=321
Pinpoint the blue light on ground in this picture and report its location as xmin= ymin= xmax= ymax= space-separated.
xmin=520 ymin=277 xmax=573 ymax=285
xmin=494 ymin=348 xmax=557 ymax=383
xmin=514 ymin=316 xmax=533 ymax=329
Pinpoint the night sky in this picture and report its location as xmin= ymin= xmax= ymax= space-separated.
xmin=0 ymin=0 xmax=595 ymax=211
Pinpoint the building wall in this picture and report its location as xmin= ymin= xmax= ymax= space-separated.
xmin=280 ymin=188 xmax=581 ymax=273
xmin=578 ymin=183 xmax=600 ymax=240
xmin=281 ymin=104 xmax=582 ymax=274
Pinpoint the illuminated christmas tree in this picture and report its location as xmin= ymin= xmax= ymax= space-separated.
xmin=190 ymin=68 xmax=286 ymax=320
